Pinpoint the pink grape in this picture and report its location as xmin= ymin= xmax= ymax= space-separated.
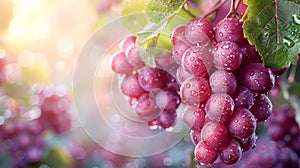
xmin=205 ymin=93 xmax=235 ymax=123
xmin=185 ymin=17 xmax=214 ymax=45
xmin=138 ymin=67 xmax=166 ymax=92
xmin=201 ymin=121 xmax=229 ymax=149
xmin=120 ymin=74 xmax=146 ymax=98
xmin=119 ymin=36 xmax=137 ymax=51
xmin=194 ymin=141 xmax=218 ymax=164
xmin=209 ymin=70 xmax=237 ymax=94
xmin=214 ymin=17 xmax=244 ymax=43
xmin=180 ymin=76 xmax=211 ymax=106
xmin=134 ymin=93 xmax=159 ymax=121
xmin=213 ymin=41 xmax=242 ymax=71
xmin=218 ymin=138 xmax=242 ymax=165
xmin=154 ymin=90 xmax=180 ymax=111
xmin=171 ymin=25 xmax=190 ymax=45
xmin=176 ymin=66 xmax=192 ymax=84
xmin=125 ymin=44 xmax=145 ymax=69
xmin=111 ymin=51 xmax=135 ymax=75
xmin=172 ymin=41 xmax=191 ymax=64
xmin=182 ymin=46 xmax=212 ymax=77
xmin=182 ymin=104 xmax=206 ymax=131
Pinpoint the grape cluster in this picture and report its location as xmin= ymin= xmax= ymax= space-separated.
xmin=0 ymin=87 xmax=72 ymax=168
xmin=171 ymin=16 xmax=275 ymax=165
xmin=213 ymin=136 xmax=299 ymax=168
xmin=111 ymin=36 xmax=181 ymax=130
xmin=213 ymin=107 xmax=299 ymax=168
xmin=266 ymin=106 xmax=300 ymax=157
xmin=34 ymin=86 xmax=72 ymax=134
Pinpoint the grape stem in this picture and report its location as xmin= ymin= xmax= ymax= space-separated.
xmin=203 ymin=0 xmax=228 ymax=19
xmin=226 ymin=0 xmax=241 ymax=17
xmin=288 ymin=65 xmax=297 ymax=83
xmin=183 ymin=3 xmax=197 ymax=18
xmin=149 ymin=34 xmax=159 ymax=67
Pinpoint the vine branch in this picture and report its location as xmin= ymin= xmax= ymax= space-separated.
xmin=203 ymin=0 xmax=228 ymax=19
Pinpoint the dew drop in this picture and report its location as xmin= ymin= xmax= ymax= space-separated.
xmin=222 ymin=44 xmax=229 ymax=49
xmin=292 ymin=14 xmax=300 ymax=25
xmin=282 ymin=36 xmax=295 ymax=48
xmin=264 ymin=32 xmax=269 ymax=37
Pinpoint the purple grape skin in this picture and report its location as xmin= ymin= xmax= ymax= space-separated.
xmin=237 ymin=133 xmax=257 ymax=152
xmin=194 ymin=141 xmax=218 ymax=164
xmin=240 ymin=43 xmax=262 ymax=66
xmin=157 ymin=110 xmax=177 ymax=129
xmin=213 ymin=41 xmax=242 ymax=71
xmin=172 ymin=41 xmax=191 ymax=64
xmin=267 ymin=124 xmax=286 ymax=141
xmin=278 ymin=147 xmax=299 ymax=167
xmin=201 ymin=121 xmax=229 ymax=149
xmin=205 ymin=93 xmax=234 ymax=123
xmin=238 ymin=63 xmax=275 ymax=94
xmin=214 ymin=17 xmax=244 ymax=43
xmin=120 ymin=74 xmax=146 ymax=98
xmin=182 ymin=46 xmax=212 ymax=77
xmin=233 ymin=86 xmax=254 ymax=109
xmin=185 ymin=17 xmax=214 ymax=45
xmin=266 ymin=106 xmax=300 ymax=142
xmin=228 ymin=108 xmax=257 ymax=139
xmin=182 ymin=105 xmax=206 ymax=131
xmin=161 ymin=69 xmax=180 ymax=92
xmin=155 ymin=90 xmax=180 ymax=111
xmin=250 ymin=94 xmax=272 ymax=122
xmin=138 ymin=67 xmax=166 ymax=92
xmin=209 ymin=70 xmax=237 ymax=94
xmin=180 ymin=76 xmax=211 ymax=106
xmin=134 ymin=93 xmax=159 ymax=121
xmin=218 ymin=139 xmax=242 ymax=165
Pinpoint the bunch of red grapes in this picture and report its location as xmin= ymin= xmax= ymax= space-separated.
xmin=109 ymin=9 xmax=298 ymax=167
xmin=111 ymin=36 xmax=181 ymax=130
xmin=211 ymin=106 xmax=300 ymax=168
xmin=172 ymin=16 xmax=276 ymax=165
xmin=0 ymin=86 xmax=72 ymax=168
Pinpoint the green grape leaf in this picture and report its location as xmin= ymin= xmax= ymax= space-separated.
xmin=121 ymin=0 xmax=148 ymax=33
xmin=243 ymin=0 xmax=300 ymax=68
xmin=121 ymin=0 xmax=188 ymax=65
xmin=144 ymin=0 xmax=187 ymax=24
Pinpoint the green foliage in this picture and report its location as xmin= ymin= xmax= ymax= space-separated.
xmin=243 ymin=0 xmax=300 ymax=68
xmin=144 ymin=0 xmax=186 ymax=24
xmin=121 ymin=0 xmax=188 ymax=64
xmin=40 ymin=147 xmax=72 ymax=168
